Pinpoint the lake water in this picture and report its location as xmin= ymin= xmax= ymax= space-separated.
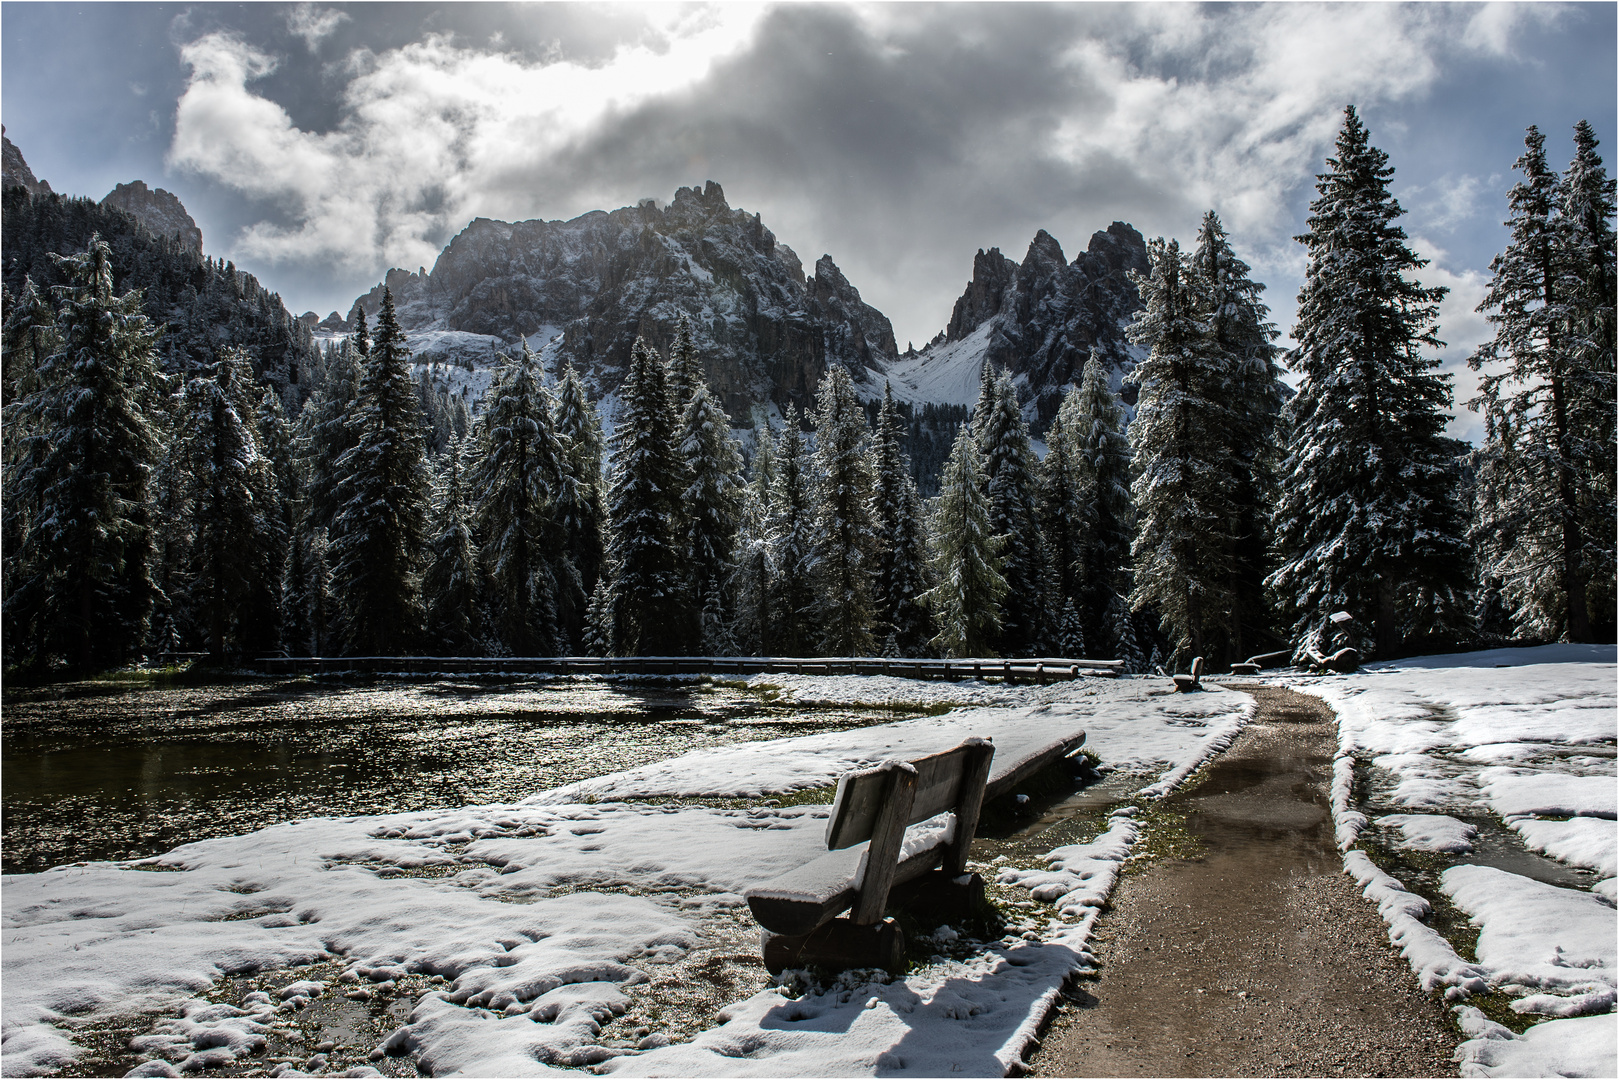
xmin=1 ymin=674 xmax=905 ymax=875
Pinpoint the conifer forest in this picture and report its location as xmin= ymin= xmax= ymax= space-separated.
xmin=3 ymin=108 xmax=1615 ymax=676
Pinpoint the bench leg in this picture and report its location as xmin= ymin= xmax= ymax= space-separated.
xmin=761 ymin=917 xmax=906 ymax=976
xmin=886 ymin=870 xmax=987 ymax=926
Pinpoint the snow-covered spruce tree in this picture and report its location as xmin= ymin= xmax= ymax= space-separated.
xmin=174 ymin=348 xmax=284 ymax=658
xmin=1470 ymin=124 xmax=1617 ymax=641
xmin=978 ymin=370 xmax=1052 ymax=655
xmin=1058 ymin=597 xmax=1085 ymax=657
xmin=604 ymin=337 xmax=686 ymax=655
xmin=553 ymin=358 xmax=607 ymax=611
xmin=2 ymin=275 xmax=56 ymax=407
xmin=1037 ymin=381 xmax=1087 ymax=622
xmin=1068 ymin=353 xmax=1135 ymax=655
xmin=1110 ymin=594 xmax=1146 ymax=673
xmin=582 ymin=579 xmax=611 ymax=658
xmin=282 ymin=522 xmax=315 ymax=656
xmin=423 ymin=439 xmax=482 ymax=655
xmin=810 ymin=364 xmax=878 ymax=655
xmin=2 ymin=237 xmax=165 ymax=671
xmin=1 ymin=278 xmax=60 ymax=643
xmin=1269 ymin=106 xmax=1470 ymax=659
xmin=731 ymin=416 xmax=776 ymax=655
xmin=871 ymin=384 xmax=932 ymax=656
xmin=681 ymin=382 xmax=744 ymax=653
xmin=304 ymin=526 xmax=334 ymax=656
xmin=767 ymin=408 xmax=818 ymax=655
xmin=1127 ymin=237 xmax=1237 ymax=666
xmin=297 ymin=339 xmax=364 ymax=533
xmin=1562 ymin=121 xmax=1618 ymax=634
xmin=1190 ymin=211 xmax=1285 ymax=660
xmin=666 ymin=314 xmax=703 ymax=414
xmin=470 ymin=344 xmax=567 ymax=656
xmin=922 ymin=424 xmax=1007 ymax=658
xmin=327 ymin=288 xmax=431 ymax=655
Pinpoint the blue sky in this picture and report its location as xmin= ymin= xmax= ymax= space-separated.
xmin=3 ymin=2 xmax=1614 ymax=439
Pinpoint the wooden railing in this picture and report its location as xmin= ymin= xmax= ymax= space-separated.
xmin=249 ymin=654 xmax=1125 ymax=682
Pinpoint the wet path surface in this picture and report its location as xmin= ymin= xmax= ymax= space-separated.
xmin=1 ymin=676 xmax=907 ymax=874
xmin=1031 ymin=685 xmax=1457 ymax=1078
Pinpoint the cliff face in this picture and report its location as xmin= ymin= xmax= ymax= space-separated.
xmin=1 ymin=130 xmax=52 ymax=195
xmin=345 ymin=182 xmax=897 ymax=418
xmin=101 ymin=181 xmax=203 ymax=255
xmin=952 ymin=223 xmax=1148 ymax=393
xmin=883 ymin=223 xmax=1149 ymax=422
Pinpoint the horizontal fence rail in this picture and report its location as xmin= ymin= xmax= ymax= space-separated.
xmin=249 ymin=655 xmax=1126 ymax=682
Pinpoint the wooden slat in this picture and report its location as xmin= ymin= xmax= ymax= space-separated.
xmin=744 ymin=837 xmax=952 ymax=936
xmin=982 ymin=731 xmax=1087 ymax=804
xmin=823 ymin=742 xmax=983 ymax=850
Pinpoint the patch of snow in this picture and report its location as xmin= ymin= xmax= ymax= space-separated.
xmin=876 ymin=323 xmax=994 ymax=407
xmin=1377 ymin=813 xmax=1479 ymax=853
xmin=1290 ymin=644 xmax=1618 ymax=1045
xmin=1442 ymin=865 xmax=1615 ymax=998
xmin=1452 ymin=1007 xmax=1618 ymax=1077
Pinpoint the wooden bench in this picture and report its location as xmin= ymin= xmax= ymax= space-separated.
xmin=1230 ymin=649 xmax=1291 ymax=676
xmin=743 ymin=729 xmax=1087 ymax=974
xmin=1172 ymin=656 xmax=1205 ymax=692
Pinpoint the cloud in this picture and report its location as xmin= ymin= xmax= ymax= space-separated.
xmin=1461 ymin=2 xmax=1567 ymax=58
xmin=1411 ymin=236 xmax=1496 ymax=441
xmin=166 ymin=3 xmax=1516 ymax=348
xmin=287 ymin=4 xmax=349 ymax=53
xmin=168 ymin=10 xmax=769 ymax=278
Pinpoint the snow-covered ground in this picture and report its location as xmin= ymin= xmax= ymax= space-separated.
xmin=1 ymin=676 xmax=1247 ymax=1078
xmin=1284 ymin=644 xmax=1617 ymax=1079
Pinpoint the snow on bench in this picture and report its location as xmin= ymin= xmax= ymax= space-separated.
xmin=743 ymin=728 xmax=1087 ymax=973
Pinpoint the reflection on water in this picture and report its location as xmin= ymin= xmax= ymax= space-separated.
xmin=1 ymin=676 xmax=904 ymax=874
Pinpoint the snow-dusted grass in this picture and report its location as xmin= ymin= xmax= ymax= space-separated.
xmin=1 ymin=675 xmax=1248 ymax=1077
xmin=1286 ymin=644 xmax=1617 ymax=1078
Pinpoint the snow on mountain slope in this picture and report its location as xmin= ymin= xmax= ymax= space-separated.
xmin=877 ymin=321 xmax=995 ymax=406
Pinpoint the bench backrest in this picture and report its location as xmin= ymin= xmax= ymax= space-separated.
xmin=824 ymin=739 xmax=991 ymax=850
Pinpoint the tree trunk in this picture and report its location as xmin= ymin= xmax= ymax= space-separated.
xmin=1375 ymin=577 xmax=1399 ymax=659
xmin=1550 ymin=375 xmax=1592 ymax=642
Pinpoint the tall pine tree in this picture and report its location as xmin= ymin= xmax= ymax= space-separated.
xmin=470 ymin=344 xmax=567 ymax=655
xmin=604 ymin=337 xmax=686 ymax=655
xmin=923 ymin=424 xmax=1007 ymax=658
xmin=174 ymin=348 xmax=284 ymax=658
xmin=681 ymin=382 xmax=744 ymax=653
xmin=328 ymin=288 xmax=430 ymax=654
xmin=1470 ymin=123 xmax=1617 ymax=641
xmin=1127 ymin=237 xmax=1236 ymax=665
xmin=809 ymin=364 xmax=878 ymax=655
xmin=423 ymin=438 xmax=482 ymax=654
xmin=1190 ymin=211 xmax=1284 ymax=660
xmin=871 ymin=385 xmax=932 ymax=656
xmin=2 ymin=237 xmax=165 ymax=671
xmin=1270 ymin=106 xmax=1469 ymax=659
xmin=768 ymin=409 xmax=818 ymax=655
xmin=977 ymin=371 xmax=1051 ymax=655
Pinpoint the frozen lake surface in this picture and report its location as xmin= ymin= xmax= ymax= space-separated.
xmin=0 ymin=674 xmax=910 ymax=874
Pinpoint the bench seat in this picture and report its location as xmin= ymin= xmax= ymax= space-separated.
xmin=743 ymin=729 xmax=1086 ymax=938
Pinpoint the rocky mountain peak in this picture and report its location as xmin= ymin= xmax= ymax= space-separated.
xmin=1 ymin=128 xmax=52 ymax=195
xmin=101 ymin=181 xmax=203 ymax=255
xmin=342 ymin=183 xmax=898 ymax=418
xmin=887 ymin=222 xmax=1148 ymax=421
xmin=946 ymin=247 xmax=1018 ymax=342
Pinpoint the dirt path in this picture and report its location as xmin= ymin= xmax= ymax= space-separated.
xmin=1029 ymin=685 xmax=1457 ymax=1078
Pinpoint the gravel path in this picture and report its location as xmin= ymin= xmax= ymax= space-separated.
xmin=1029 ymin=685 xmax=1458 ymax=1078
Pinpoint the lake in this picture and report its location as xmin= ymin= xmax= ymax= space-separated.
xmin=1 ymin=674 xmax=907 ymax=874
